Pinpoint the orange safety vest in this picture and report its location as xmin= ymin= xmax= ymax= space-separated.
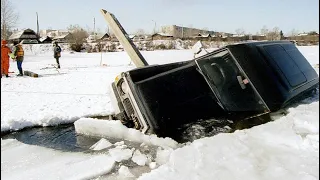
xmin=16 ymin=44 xmax=24 ymax=57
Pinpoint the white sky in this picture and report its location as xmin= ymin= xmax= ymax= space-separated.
xmin=13 ymin=0 xmax=320 ymax=34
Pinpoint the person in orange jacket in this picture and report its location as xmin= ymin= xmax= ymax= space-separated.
xmin=1 ymin=40 xmax=12 ymax=78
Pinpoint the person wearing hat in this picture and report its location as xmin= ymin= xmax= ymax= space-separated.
xmin=52 ymin=41 xmax=62 ymax=68
xmin=1 ymin=40 xmax=12 ymax=78
xmin=12 ymin=41 xmax=24 ymax=76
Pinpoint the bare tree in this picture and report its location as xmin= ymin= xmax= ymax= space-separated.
xmin=201 ymin=27 xmax=209 ymax=34
xmin=235 ymin=28 xmax=245 ymax=35
xmin=96 ymin=28 xmax=102 ymax=35
xmin=85 ymin=25 xmax=92 ymax=35
xmin=1 ymin=0 xmax=19 ymax=39
xmin=267 ymin=27 xmax=280 ymax=40
xmin=260 ymin=25 xmax=269 ymax=36
xmin=308 ymin=31 xmax=318 ymax=35
xmin=289 ymin=29 xmax=299 ymax=37
xmin=68 ymin=24 xmax=89 ymax=52
xmin=135 ymin=29 xmax=145 ymax=36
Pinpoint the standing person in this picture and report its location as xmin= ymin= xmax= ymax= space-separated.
xmin=1 ymin=40 xmax=12 ymax=78
xmin=53 ymin=41 xmax=62 ymax=68
xmin=12 ymin=41 xmax=24 ymax=76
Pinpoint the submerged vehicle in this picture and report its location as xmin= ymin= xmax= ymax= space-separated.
xmin=101 ymin=9 xmax=319 ymax=137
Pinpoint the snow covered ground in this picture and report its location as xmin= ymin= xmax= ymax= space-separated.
xmin=1 ymin=47 xmax=194 ymax=133
xmin=1 ymin=45 xmax=319 ymax=179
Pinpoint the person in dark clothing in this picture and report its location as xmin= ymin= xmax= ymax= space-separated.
xmin=12 ymin=41 xmax=24 ymax=76
xmin=53 ymin=41 xmax=62 ymax=68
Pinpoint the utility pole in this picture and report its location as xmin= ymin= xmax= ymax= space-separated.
xmin=93 ymin=17 xmax=96 ymax=41
xmin=2 ymin=23 xmax=6 ymax=40
xmin=182 ymin=25 xmax=184 ymax=39
xmin=152 ymin=20 xmax=156 ymax=34
xmin=36 ymin=12 xmax=39 ymax=37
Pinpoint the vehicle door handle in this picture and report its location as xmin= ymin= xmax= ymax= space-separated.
xmin=237 ymin=76 xmax=247 ymax=89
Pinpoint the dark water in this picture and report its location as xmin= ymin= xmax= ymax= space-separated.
xmin=2 ymin=124 xmax=94 ymax=152
xmin=1 ymin=123 xmax=156 ymax=179
xmin=173 ymin=112 xmax=277 ymax=143
xmin=1 ymin=113 xmax=276 ymax=152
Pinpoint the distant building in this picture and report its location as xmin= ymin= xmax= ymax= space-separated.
xmin=87 ymin=32 xmax=110 ymax=43
xmin=151 ymin=33 xmax=173 ymax=40
xmin=39 ymin=36 xmax=53 ymax=43
xmin=297 ymin=33 xmax=308 ymax=36
xmin=128 ymin=34 xmax=136 ymax=39
xmin=40 ymin=29 xmax=69 ymax=38
xmin=39 ymin=29 xmax=55 ymax=37
xmin=8 ymin=29 xmax=39 ymax=43
xmin=191 ymin=33 xmax=213 ymax=41
xmin=251 ymin=34 xmax=267 ymax=41
xmin=52 ymin=33 xmax=72 ymax=43
xmin=160 ymin=25 xmax=215 ymax=38
xmin=100 ymin=32 xmax=110 ymax=41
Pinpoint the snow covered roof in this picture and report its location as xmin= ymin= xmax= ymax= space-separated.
xmin=202 ymin=34 xmax=212 ymax=37
xmin=52 ymin=33 xmax=72 ymax=39
xmin=39 ymin=36 xmax=52 ymax=42
xmin=195 ymin=33 xmax=212 ymax=37
xmin=128 ymin=34 xmax=136 ymax=39
xmin=8 ymin=30 xmax=24 ymax=40
xmin=151 ymin=33 xmax=173 ymax=37
xmin=232 ymin=34 xmax=245 ymax=37
xmin=298 ymin=33 xmax=308 ymax=36
xmin=9 ymin=29 xmax=38 ymax=40
xmin=100 ymin=32 xmax=110 ymax=39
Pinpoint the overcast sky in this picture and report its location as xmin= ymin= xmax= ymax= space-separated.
xmin=14 ymin=0 xmax=319 ymax=34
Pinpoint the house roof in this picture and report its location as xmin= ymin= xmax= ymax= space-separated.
xmin=9 ymin=29 xmax=38 ymax=40
xmin=52 ymin=33 xmax=71 ymax=39
xmin=151 ymin=33 xmax=173 ymax=37
xmin=232 ymin=34 xmax=245 ymax=37
xmin=255 ymin=34 xmax=266 ymax=36
xmin=297 ymin=33 xmax=308 ymax=36
xmin=128 ymin=34 xmax=136 ymax=39
xmin=100 ymin=32 xmax=110 ymax=39
xmin=39 ymin=36 xmax=52 ymax=42
xmin=196 ymin=33 xmax=212 ymax=37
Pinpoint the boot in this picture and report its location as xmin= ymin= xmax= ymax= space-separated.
xmin=18 ymin=70 xmax=23 ymax=76
xmin=6 ymin=74 xmax=10 ymax=77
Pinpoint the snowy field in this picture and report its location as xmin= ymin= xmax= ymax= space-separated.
xmin=1 ymin=45 xmax=319 ymax=180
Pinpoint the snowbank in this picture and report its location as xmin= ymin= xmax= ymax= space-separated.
xmin=1 ymin=49 xmax=194 ymax=133
xmin=74 ymin=118 xmax=178 ymax=149
xmin=1 ymin=139 xmax=116 ymax=180
xmin=138 ymin=101 xmax=319 ymax=180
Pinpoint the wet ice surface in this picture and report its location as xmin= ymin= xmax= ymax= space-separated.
xmin=0 ymin=113 xmax=279 ymax=179
xmin=1 ymin=124 xmax=164 ymax=179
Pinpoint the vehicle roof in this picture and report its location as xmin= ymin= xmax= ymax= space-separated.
xmin=226 ymin=40 xmax=293 ymax=48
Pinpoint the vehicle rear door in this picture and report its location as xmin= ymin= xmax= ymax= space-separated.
xmin=195 ymin=49 xmax=270 ymax=116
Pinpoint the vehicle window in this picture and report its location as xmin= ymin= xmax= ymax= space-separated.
xmin=281 ymin=44 xmax=317 ymax=80
xmin=263 ymin=44 xmax=307 ymax=87
xmin=196 ymin=49 xmax=268 ymax=113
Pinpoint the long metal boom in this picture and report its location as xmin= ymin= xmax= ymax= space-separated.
xmin=100 ymin=9 xmax=149 ymax=67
